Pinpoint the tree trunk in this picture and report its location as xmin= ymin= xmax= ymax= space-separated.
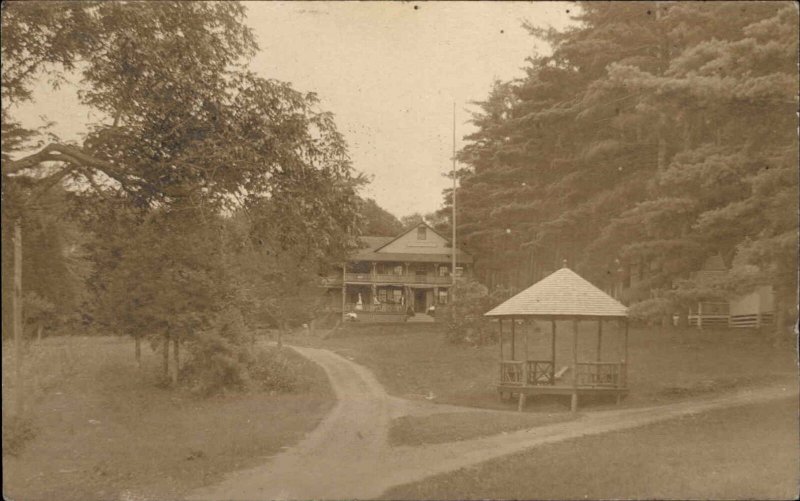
xmin=172 ymin=336 xmax=179 ymax=385
xmin=162 ymin=333 xmax=170 ymax=380
xmin=135 ymin=334 xmax=141 ymax=369
xmin=13 ymin=218 xmax=24 ymax=417
xmin=278 ymin=322 xmax=286 ymax=349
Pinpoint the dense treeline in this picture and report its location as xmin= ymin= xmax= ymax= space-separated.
xmin=449 ymin=2 xmax=797 ymax=333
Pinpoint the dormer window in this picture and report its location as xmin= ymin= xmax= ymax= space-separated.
xmin=417 ymin=226 xmax=427 ymax=240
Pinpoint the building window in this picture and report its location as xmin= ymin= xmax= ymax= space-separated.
xmin=438 ymin=289 xmax=448 ymax=305
xmin=417 ymin=226 xmax=427 ymax=240
xmin=378 ymin=289 xmax=387 ymax=302
xmin=393 ymin=264 xmax=403 ymax=275
xmin=438 ymin=265 xmax=449 ymax=277
xmin=392 ymin=289 xmax=403 ymax=303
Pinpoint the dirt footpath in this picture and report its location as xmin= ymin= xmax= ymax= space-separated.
xmin=187 ymin=346 xmax=796 ymax=500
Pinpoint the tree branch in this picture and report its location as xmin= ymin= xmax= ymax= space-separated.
xmin=3 ymin=142 xmax=153 ymax=193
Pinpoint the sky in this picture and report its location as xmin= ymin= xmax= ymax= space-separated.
xmin=15 ymin=1 xmax=576 ymax=218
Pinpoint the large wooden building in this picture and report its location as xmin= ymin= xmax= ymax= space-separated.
xmin=324 ymin=223 xmax=472 ymax=322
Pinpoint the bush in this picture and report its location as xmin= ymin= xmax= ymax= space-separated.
xmin=246 ymin=347 xmax=315 ymax=393
xmin=180 ymin=308 xmax=252 ymax=396
xmin=440 ymin=279 xmax=511 ymax=345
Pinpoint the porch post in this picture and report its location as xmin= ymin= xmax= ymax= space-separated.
xmin=571 ymin=319 xmax=579 ymax=412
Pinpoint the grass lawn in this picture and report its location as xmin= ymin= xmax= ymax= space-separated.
xmin=385 ymin=396 xmax=800 ymax=500
xmin=307 ymin=322 xmax=797 ymax=411
xmin=2 ymin=336 xmax=334 ymax=501
xmin=390 ymin=411 xmax=577 ymax=446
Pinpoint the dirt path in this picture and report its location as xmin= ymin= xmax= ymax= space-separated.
xmin=187 ymin=346 xmax=796 ymax=500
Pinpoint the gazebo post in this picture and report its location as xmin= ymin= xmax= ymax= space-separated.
xmin=623 ymin=317 xmax=629 ymax=382
xmin=571 ymin=319 xmax=579 ymax=412
xmin=499 ymin=318 xmax=504 ymax=359
xmin=618 ymin=318 xmax=630 ymax=405
xmin=510 ymin=317 xmax=516 ymax=361
xmin=550 ymin=320 xmax=556 ymax=385
xmin=524 ymin=319 xmax=529 ymax=361
xmin=596 ymin=319 xmax=603 ymax=362
xmin=516 ymin=317 xmax=528 ymax=411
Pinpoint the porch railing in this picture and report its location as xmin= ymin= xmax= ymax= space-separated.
xmin=345 ymin=303 xmax=406 ymax=314
xmin=344 ymin=272 xmax=454 ymax=285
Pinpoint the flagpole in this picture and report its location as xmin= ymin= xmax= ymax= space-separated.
xmin=451 ymin=102 xmax=457 ymax=302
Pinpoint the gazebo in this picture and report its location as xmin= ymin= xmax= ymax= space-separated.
xmin=484 ymin=265 xmax=629 ymax=412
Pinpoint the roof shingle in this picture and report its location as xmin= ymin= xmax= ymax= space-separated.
xmin=350 ymin=235 xmax=473 ymax=264
xmin=485 ymin=267 xmax=628 ymax=318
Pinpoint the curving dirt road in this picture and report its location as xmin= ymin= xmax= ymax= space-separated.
xmin=187 ymin=345 xmax=795 ymax=500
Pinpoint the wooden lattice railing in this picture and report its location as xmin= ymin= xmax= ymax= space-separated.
xmin=526 ymin=360 xmax=554 ymax=386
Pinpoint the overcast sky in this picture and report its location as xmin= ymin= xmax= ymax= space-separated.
xmin=15 ymin=1 xmax=576 ymax=218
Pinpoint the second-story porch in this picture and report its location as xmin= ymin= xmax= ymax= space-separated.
xmin=330 ymin=260 xmax=467 ymax=286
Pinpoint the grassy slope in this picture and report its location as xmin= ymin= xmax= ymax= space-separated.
xmin=390 ymin=411 xmax=577 ymax=447
xmin=2 ymin=336 xmax=334 ymax=501
xmin=313 ymin=322 xmax=798 ymax=411
xmin=385 ymin=397 xmax=800 ymax=500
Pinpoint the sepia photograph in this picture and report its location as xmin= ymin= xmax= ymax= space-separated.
xmin=2 ymin=1 xmax=798 ymax=500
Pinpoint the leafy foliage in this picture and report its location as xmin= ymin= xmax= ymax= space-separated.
xmin=440 ymin=279 xmax=511 ymax=345
xmin=359 ymin=198 xmax=403 ymax=236
xmin=2 ymin=1 xmax=364 ymax=392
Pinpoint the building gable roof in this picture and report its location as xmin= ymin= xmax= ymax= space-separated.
xmin=350 ymin=224 xmax=472 ymax=264
xmin=485 ymin=267 xmax=628 ymax=318
xmin=373 ymin=222 xmax=449 ymax=252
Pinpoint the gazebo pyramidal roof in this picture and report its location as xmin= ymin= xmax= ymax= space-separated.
xmin=485 ymin=267 xmax=628 ymax=318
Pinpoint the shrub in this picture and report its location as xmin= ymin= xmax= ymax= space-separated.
xmin=440 ymin=279 xmax=511 ymax=345
xmin=180 ymin=308 xmax=252 ymax=396
xmin=246 ymin=347 xmax=315 ymax=394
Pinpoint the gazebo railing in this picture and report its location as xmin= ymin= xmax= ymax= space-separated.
xmin=500 ymin=360 xmax=555 ymax=386
xmin=499 ymin=360 xmax=524 ymax=385
xmin=526 ymin=360 xmax=554 ymax=386
xmin=576 ymin=362 xmax=626 ymax=388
